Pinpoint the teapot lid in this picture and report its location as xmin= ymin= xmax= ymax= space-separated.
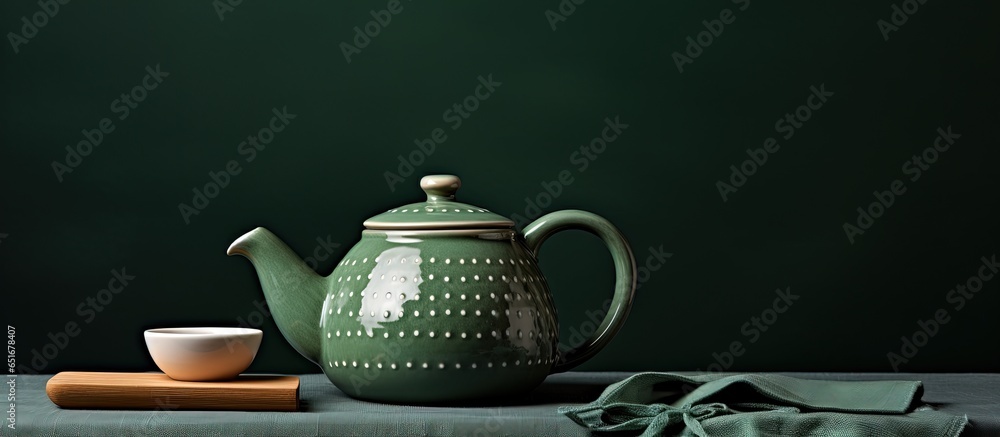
xmin=363 ymin=175 xmax=515 ymax=230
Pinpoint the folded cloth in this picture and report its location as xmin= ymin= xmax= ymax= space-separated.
xmin=559 ymin=372 xmax=968 ymax=437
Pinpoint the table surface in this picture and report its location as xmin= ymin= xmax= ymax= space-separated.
xmin=10 ymin=372 xmax=999 ymax=436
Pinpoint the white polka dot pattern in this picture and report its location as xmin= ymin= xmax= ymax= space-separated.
xmin=321 ymin=244 xmax=559 ymax=375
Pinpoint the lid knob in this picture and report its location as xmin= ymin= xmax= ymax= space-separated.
xmin=420 ymin=175 xmax=461 ymax=202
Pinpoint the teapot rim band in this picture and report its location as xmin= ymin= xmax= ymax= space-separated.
xmin=361 ymin=229 xmax=516 ymax=239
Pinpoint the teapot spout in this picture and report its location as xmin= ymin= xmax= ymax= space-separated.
xmin=227 ymin=227 xmax=326 ymax=364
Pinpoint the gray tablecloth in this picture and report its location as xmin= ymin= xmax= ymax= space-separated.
xmin=8 ymin=372 xmax=999 ymax=436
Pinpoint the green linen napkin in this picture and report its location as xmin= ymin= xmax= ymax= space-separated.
xmin=559 ymin=372 xmax=968 ymax=437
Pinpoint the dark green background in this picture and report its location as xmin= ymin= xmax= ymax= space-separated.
xmin=2 ymin=1 xmax=998 ymax=375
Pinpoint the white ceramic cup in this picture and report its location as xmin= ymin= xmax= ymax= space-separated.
xmin=144 ymin=327 xmax=262 ymax=381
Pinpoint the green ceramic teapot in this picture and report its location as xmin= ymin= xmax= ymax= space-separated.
xmin=227 ymin=175 xmax=636 ymax=403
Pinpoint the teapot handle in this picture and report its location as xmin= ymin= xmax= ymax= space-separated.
xmin=523 ymin=210 xmax=637 ymax=373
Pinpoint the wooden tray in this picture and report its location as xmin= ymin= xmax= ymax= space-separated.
xmin=46 ymin=372 xmax=299 ymax=411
